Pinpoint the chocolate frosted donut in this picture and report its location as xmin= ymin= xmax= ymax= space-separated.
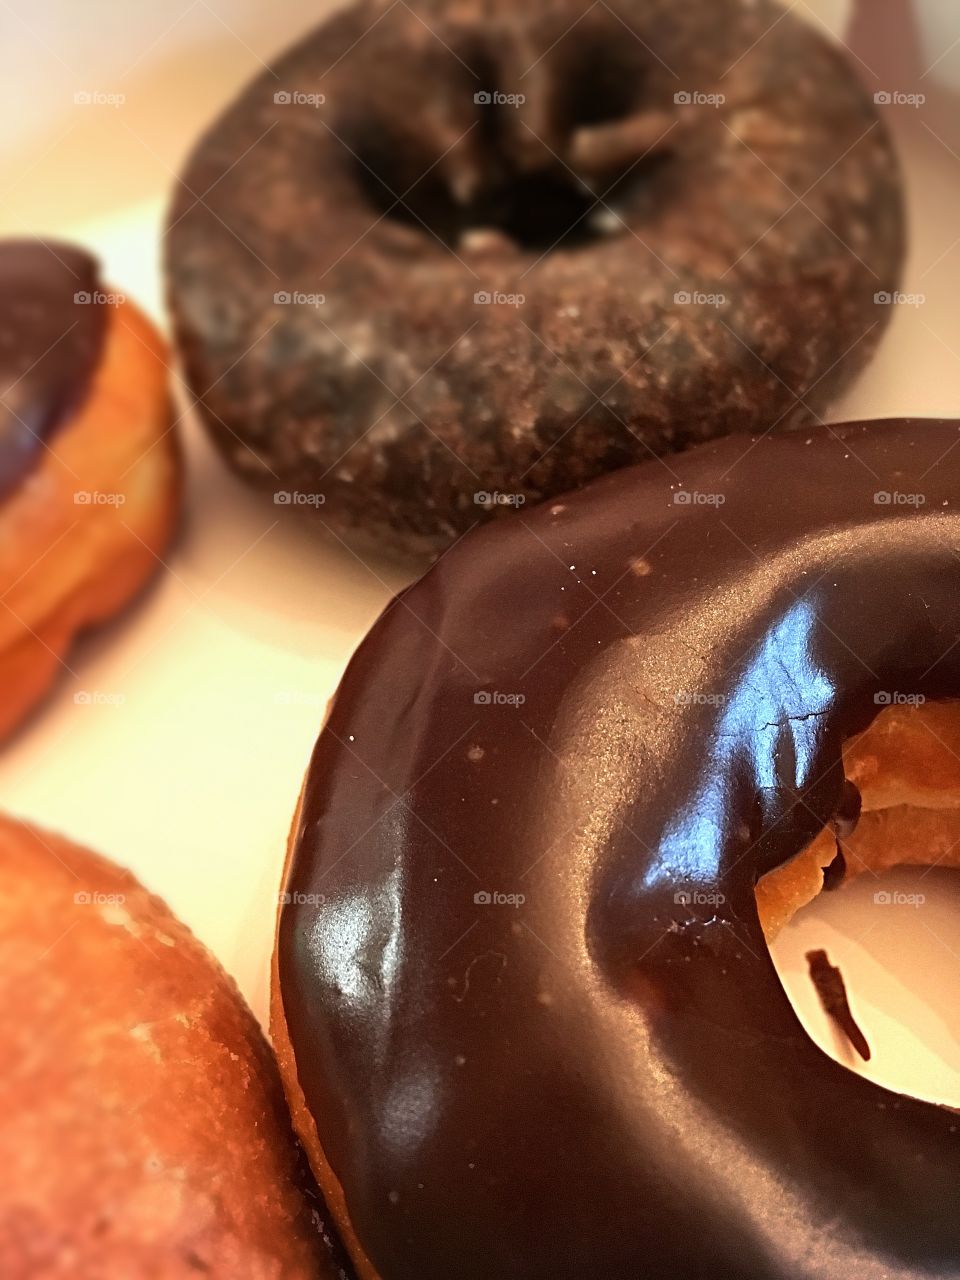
xmin=167 ymin=0 xmax=903 ymax=557
xmin=277 ymin=419 xmax=960 ymax=1278
xmin=0 ymin=243 xmax=105 ymax=497
xmin=0 ymin=239 xmax=179 ymax=742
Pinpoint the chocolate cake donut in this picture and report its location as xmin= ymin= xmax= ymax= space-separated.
xmin=276 ymin=418 xmax=960 ymax=1278
xmin=167 ymin=0 xmax=904 ymax=558
xmin=0 ymin=240 xmax=179 ymax=741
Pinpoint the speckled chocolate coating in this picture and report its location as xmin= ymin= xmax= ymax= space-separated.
xmin=168 ymin=0 xmax=903 ymax=557
xmin=0 ymin=241 xmax=105 ymax=498
xmin=280 ymin=419 xmax=960 ymax=1279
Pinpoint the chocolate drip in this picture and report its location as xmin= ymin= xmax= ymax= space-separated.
xmin=823 ymin=779 xmax=861 ymax=889
xmin=822 ymin=846 xmax=847 ymax=892
xmin=0 ymin=241 xmax=106 ymax=498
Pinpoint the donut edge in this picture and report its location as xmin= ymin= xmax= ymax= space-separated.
xmin=0 ymin=295 xmax=181 ymax=743
xmin=0 ymin=812 xmax=338 ymax=1276
xmin=270 ymin=733 xmax=382 ymax=1280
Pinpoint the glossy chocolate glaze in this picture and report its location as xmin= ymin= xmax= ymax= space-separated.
xmin=280 ymin=419 xmax=960 ymax=1279
xmin=0 ymin=241 xmax=106 ymax=498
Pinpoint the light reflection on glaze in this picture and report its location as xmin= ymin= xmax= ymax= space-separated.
xmin=308 ymin=889 xmax=372 ymax=1004
xmin=379 ymin=1060 xmax=442 ymax=1164
xmin=645 ymin=600 xmax=834 ymax=889
xmin=308 ymin=861 xmax=404 ymax=1019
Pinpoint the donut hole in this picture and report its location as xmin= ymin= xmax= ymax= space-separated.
xmin=461 ymin=170 xmax=613 ymax=252
xmin=355 ymin=141 xmax=653 ymax=252
xmin=356 ymin=139 xmax=672 ymax=253
xmin=348 ymin=34 xmax=672 ymax=253
xmin=552 ymin=26 xmax=651 ymax=131
xmin=354 ymin=147 xmax=468 ymax=249
xmin=756 ymin=700 xmax=960 ymax=1106
xmin=770 ymin=866 xmax=960 ymax=1107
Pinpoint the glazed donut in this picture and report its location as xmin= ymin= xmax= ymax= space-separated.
xmin=0 ymin=816 xmax=350 ymax=1277
xmin=276 ymin=418 xmax=960 ymax=1279
xmin=0 ymin=240 xmax=179 ymax=741
xmin=167 ymin=0 xmax=903 ymax=558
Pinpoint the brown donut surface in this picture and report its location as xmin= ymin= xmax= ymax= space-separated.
xmin=277 ymin=418 xmax=960 ymax=1278
xmin=167 ymin=0 xmax=903 ymax=557
xmin=0 ymin=815 xmax=352 ymax=1278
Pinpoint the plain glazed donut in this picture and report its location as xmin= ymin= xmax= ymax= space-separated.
xmin=276 ymin=418 xmax=960 ymax=1279
xmin=167 ymin=0 xmax=903 ymax=557
xmin=0 ymin=240 xmax=179 ymax=742
xmin=0 ymin=816 xmax=352 ymax=1278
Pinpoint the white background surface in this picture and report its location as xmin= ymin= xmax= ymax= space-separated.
xmin=3 ymin=0 xmax=960 ymax=1103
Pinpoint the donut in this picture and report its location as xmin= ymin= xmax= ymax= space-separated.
xmin=0 ymin=240 xmax=179 ymax=742
xmin=0 ymin=815 xmax=352 ymax=1278
xmin=166 ymin=0 xmax=904 ymax=558
xmin=275 ymin=418 xmax=960 ymax=1278
xmin=758 ymin=701 xmax=960 ymax=939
